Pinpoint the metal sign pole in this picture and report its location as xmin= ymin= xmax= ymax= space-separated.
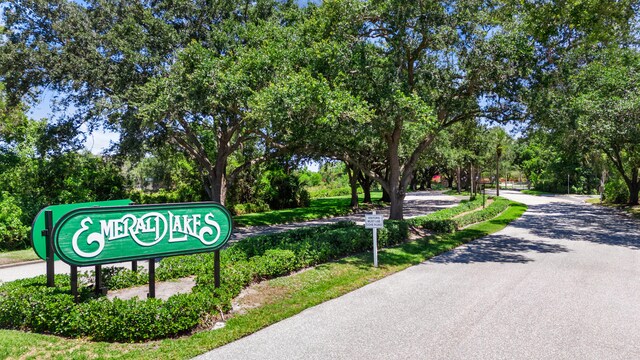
xmin=214 ymin=250 xmax=221 ymax=288
xmin=44 ymin=210 xmax=55 ymax=287
xmin=148 ymin=258 xmax=155 ymax=298
xmin=94 ymin=265 xmax=103 ymax=296
xmin=70 ymin=265 xmax=78 ymax=302
xmin=372 ymin=211 xmax=378 ymax=268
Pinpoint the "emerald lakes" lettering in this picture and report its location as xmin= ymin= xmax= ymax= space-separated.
xmin=72 ymin=211 xmax=223 ymax=258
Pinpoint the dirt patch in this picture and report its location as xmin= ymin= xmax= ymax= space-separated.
xmin=0 ymin=258 xmax=18 ymax=266
xmin=231 ymin=280 xmax=294 ymax=316
xmin=106 ymin=276 xmax=196 ymax=301
xmin=408 ymin=226 xmax=431 ymax=240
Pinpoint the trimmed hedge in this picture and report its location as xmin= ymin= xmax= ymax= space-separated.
xmin=409 ymin=196 xmax=510 ymax=233
xmin=0 ymin=221 xmax=407 ymax=342
xmin=408 ymin=196 xmax=486 ymax=232
xmin=452 ymin=197 xmax=511 ymax=229
xmin=0 ymin=198 xmax=510 ymax=342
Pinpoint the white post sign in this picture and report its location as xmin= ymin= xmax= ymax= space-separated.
xmin=364 ymin=211 xmax=384 ymax=267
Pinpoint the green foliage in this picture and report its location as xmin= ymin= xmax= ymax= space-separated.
xmin=0 ymin=193 xmax=29 ymax=250
xmin=604 ymin=174 xmax=630 ymax=204
xmin=0 ymin=191 xmax=518 ymax=343
xmin=251 ymin=250 xmax=298 ymax=281
xmin=257 ymin=168 xmax=310 ymax=210
xmin=128 ymin=187 xmax=201 ymax=205
xmin=307 ymin=186 xmax=360 ymax=199
xmin=229 ymin=202 xmax=271 ymax=216
xmin=452 ymin=198 xmax=511 ymax=229
xmin=409 ymin=197 xmax=510 ymax=233
xmin=409 ymin=197 xmax=486 ymax=232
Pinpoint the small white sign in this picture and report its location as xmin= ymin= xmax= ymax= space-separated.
xmin=365 ymin=214 xmax=384 ymax=229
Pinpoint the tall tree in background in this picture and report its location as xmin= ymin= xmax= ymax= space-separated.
xmin=514 ymin=0 xmax=639 ymax=203
xmin=570 ymin=49 xmax=640 ymax=204
xmin=256 ymin=0 xmax=530 ymax=219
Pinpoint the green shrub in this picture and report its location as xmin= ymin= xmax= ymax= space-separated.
xmin=230 ymin=202 xmax=271 ymax=215
xmin=251 ymin=250 xmax=298 ymax=280
xmin=128 ymin=187 xmax=201 ymax=205
xmin=0 ymin=192 xmax=29 ymax=251
xmin=409 ymin=196 xmax=510 ymax=233
xmin=408 ymin=197 xmax=485 ymax=233
xmin=307 ymin=186 xmax=361 ymax=199
xmin=451 ymin=198 xmax=511 ymax=229
xmin=604 ymin=176 xmax=630 ymax=204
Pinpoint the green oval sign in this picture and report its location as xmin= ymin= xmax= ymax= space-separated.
xmin=52 ymin=202 xmax=233 ymax=266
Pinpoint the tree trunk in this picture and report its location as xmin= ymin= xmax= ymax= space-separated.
xmin=209 ymin=172 xmax=227 ymax=205
xmin=410 ymin=172 xmax=418 ymax=191
xmin=456 ymin=166 xmax=461 ymax=193
xmin=358 ymin=171 xmax=373 ymax=204
xmin=381 ymin=187 xmax=391 ymax=202
xmin=346 ymin=163 xmax=359 ymax=208
xmin=388 ymin=189 xmax=404 ymax=220
xmin=208 ymin=153 xmax=229 ymax=205
xmin=469 ymin=163 xmax=474 ymax=198
xmin=627 ymin=168 xmax=639 ymax=205
xmin=388 ymin=125 xmax=405 ymax=220
xmin=496 ymin=155 xmax=501 ymax=197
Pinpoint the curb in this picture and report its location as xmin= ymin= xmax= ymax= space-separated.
xmin=0 ymin=259 xmax=43 ymax=270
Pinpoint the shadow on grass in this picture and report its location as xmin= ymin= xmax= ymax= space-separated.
xmin=235 ymin=195 xmax=382 ymax=227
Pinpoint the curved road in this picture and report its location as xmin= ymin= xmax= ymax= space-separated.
xmin=197 ymin=190 xmax=640 ymax=360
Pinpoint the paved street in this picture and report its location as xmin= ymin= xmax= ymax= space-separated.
xmin=197 ymin=190 xmax=640 ymax=360
xmin=0 ymin=191 xmax=458 ymax=283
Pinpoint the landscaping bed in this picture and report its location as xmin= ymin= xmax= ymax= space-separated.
xmin=0 ymin=197 xmax=521 ymax=345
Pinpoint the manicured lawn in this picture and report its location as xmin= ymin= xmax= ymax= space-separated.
xmin=520 ymin=189 xmax=552 ymax=196
xmin=0 ymin=200 xmax=526 ymax=360
xmin=0 ymin=249 xmax=39 ymax=266
xmin=234 ymin=192 xmax=383 ymax=227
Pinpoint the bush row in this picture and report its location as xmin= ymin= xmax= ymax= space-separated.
xmin=409 ymin=197 xmax=510 ymax=233
xmin=0 ymin=198 xmax=510 ymax=342
xmin=452 ymin=197 xmax=511 ymax=229
xmin=0 ymin=221 xmax=407 ymax=342
xmin=408 ymin=196 xmax=486 ymax=232
xmin=307 ymin=186 xmax=361 ymax=199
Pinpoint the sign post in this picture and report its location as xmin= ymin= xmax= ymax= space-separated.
xmin=364 ymin=211 xmax=384 ymax=267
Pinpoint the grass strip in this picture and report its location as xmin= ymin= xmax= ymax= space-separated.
xmin=0 ymin=200 xmax=526 ymax=360
xmin=520 ymin=189 xmax=552 ymax=196
xmin=234 ymin=192 xmax=383 ymax=227
xmin=0 ymin=249 xmax=39 ymax=266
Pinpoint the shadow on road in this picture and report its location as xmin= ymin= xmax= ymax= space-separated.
xmin=430 ymin=235 xmax=569 ymax=264
xmin=510 ymin=202 xmax=640 ymax=250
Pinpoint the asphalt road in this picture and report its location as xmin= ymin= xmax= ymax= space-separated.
xmin=196 ymin=190 xmax=640 ymax=360
xmin=0 ymin=191 xmax=458 ymax=283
